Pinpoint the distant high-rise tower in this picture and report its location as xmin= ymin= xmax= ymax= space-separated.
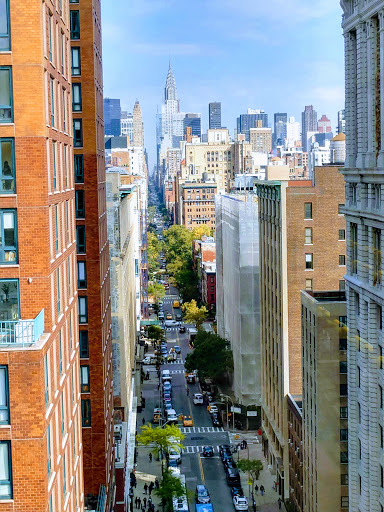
xmin=337 ymin=109 xmax=345 ymax=134
xmin=183 ymin=113 xmax=202 ymax=137
xmin=121 ymin=112 xmax=134 ymax=142
xmin=302 ymin=105 xmax=318 ymax=151
xmin=209 ymin=102 xmax=222 ymax=129
xmin=237 ymin=109 xmax=268 ymax=142
xmin=104 ymin=98 xmax=121 ymax=136
xmin=274 ymin=112 xmax=288 ymax=146
xmin=133 ymin=100 xmax=144 ymax=147
xmin=317 ymin=114 xmax=332 ymax=133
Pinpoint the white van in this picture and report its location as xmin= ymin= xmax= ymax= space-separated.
xmin=167 ymin=437 xmax=182 ymax=464
xmin=162 ymin=369 xmax=172 ymax=382
xmin=193 ymin=393 xmax=204 ymax=405
xmin=166 ymin=408 xmax=178 ymax=424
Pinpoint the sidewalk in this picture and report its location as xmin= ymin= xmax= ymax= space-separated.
xmin=132 ymin=444 xmax=163 ymax=512
xmin=229 ymin=431 xmax=282 ymax=511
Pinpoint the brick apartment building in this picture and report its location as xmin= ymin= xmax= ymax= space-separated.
xmin=70 ymin=0 xmax=114 ymax=509
xmin=178 ymin=182 xmax=217 ymax=229
xmin=201 ymin=262 xmax=216 ymax=310
xmin=0 ymin=1 xmax=83 ymax=511
xmin=256 ymin=165 xmax=346 ymax=500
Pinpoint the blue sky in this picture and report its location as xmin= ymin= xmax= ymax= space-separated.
xmin=101 ymin=0 xmax=344 ymax=169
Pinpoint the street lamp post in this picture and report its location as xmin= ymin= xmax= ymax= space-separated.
xmin=220 ymin=393 xmax=235 ymax=431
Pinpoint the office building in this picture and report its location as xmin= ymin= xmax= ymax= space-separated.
xmin=0 ymin=1 xmax=83 ymax=510
xmin=301 ymin=290 xmax=349 ymax=512
xmin=121 ymin=112 xmax=134 ymax=142
xmin=249 ymin=123 xmax=272 ymax=153
xmin=70 ymin=1 xmax=114 ymax=508
xmin=337 ymin=109 xmax=346 ymax=135
xmin=256 ymin=165 xmax=346 ymax=500
xmin=286 ymin=116 xmax=301 ymax=148
xmin=287 ymin=395 xmax=303 ymax=512
xmin=317 ymin=114 xmax=332 ymax=133
xmin=104 ymin=98 xmax=121 ymax=137
xmin=183 ymin=113 xmax=201 ymax=138
xmin=237 ymin=109 xmax=268 ymax=141
xmin=274 ymin=112 xmax=288 ymax=146
xmin=302 ymin=105 xmax=317 ymax=151
xmin=133 ymin=100 xmax=144 ymax=148
xmin=341 ymin=2 xmax=384 ymax=510
xmin=216 ymin=195 xmax=261 ymax=411
xmin=178 ymin=182 xmax=217 ymax=229
xmin=209 ymin=102 xmax=222 ymax=129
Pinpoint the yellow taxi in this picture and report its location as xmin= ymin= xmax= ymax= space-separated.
xmin=166 ymin=313 xmax=172 ymax=320
xmin=183 ymin=415 xmax=194 ymax=427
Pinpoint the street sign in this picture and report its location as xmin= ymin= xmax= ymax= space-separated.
xmin=248 ymin=479 xmax=252 ymax=486
xmin=247 ymin=411 xmax=258 ymax=417
xmin=230 ymin=406 xmax=242 ymax=414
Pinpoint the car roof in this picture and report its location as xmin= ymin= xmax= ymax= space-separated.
xmin=196 ymin=484 xmax=207 ymax=491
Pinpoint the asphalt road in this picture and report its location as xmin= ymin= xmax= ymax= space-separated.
xmin=143 ymin=282 xmax=236 ymax=512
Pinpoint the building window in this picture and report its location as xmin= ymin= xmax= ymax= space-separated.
xmin=339 ymin=316 xmax=347 ymax=327
xmin=60 ymin=392 xmax=65 ymax=435
xmin=80 ymin=366 xmax=90 ymax=393
xmin=381 ymin=424 xmax=383 ymax=449
xmin=77 ymin=261 xmax=87 ymax=289
xmin=340 ymin=451 xmax=348 ymax=464
xmin=373 ymin=184 xmax=381 ymax=210
xmin=0 ymin=366 xmax=9 ymax=424
xmin=339 ymin=279 xmax=346 ymax=291
xmin=0 ymin=441 xmax=12 ymax=499
xmin=305 ymin=279 xmax=313 ymax=290
xmin=382 ymin=465 xmax=384 ymax=488
xmin=74 ymin=154 xmax=84 ymax=183
xmin=339 ymin=229 xmax=346 ymax=240
xmin=71 ymin=47 xmax=81 ymax=76
xmin=373 ymin=228 xmax=382 ymax=286
xmin=76 ymin=225 xmax=86 ymax=253
xmin=58 ymin=330 xmax=62 ymax=374
xmin=305 ymin=227 xmax=313 ymax=244
xmin=0 ymin=67 xmax=13 ymax=122
xmin=73 ymin=119 xmax=83 ymax=147
xmin=340 ymin=429 xmax=348 ymax=441
xmin=0 ymin=279 xmax=18 ymax=320
xmin=340 ymin=361 xmax=347 ymax=374
xmin=70 ymin=10 xmax=80 ymax=40
xmin=72 ymin=83 xmax=82 ymax=112
xmin=44 ymin=353 xmax=49 ymax=405
xmin=0 ymin=139 xmax=15 ymax=193
xmin=380 ymin=385 xmax=383 ymax=409
xmin=69 ymin=0 xmax=79 ymax=3
xmin=339 ymin=254 xmax=346 ymax=266
xmin=47 ymin=424 xmax=51 ymax=475
xmin=350 ymin=223 xmax=358 ymax=274
xmin=62 ymin=89 xmax=66 ymax=132
xmin=341 ymin=474 xmax=348 ymax=486
xmin=340 ymin=384 xmax=348 ymax=396
xmin=48 ymin=12 xmax=53 ymax=61
xmin=81 ymin=399 xmax=91 ymax=427
xmin=60 ymin=31 xmax=64 ymax=75
xmin=338 ymin=203 xmax=345 ymax=214
xmin=0 ymin=0 xmax=11 ymax=51
xmin=78 ymin=296 xmax=88 ymax=324
xmin=304 ymin=202 xmax=312 ymax=219
xmin=50 ymin=77 xmax=55 ymax=127
xmin=79 ymin=331 xmax=89 ymax=358
xmin=341 ymin=497 xmax=349 ymax=508
xmin=357 ymin=365 xmax=360 ymax=387
xmin=63 ymin=453 xmax=66 ymax=496
xmin=0 ymin=210 xmax=17 ymax=264
xmin=340 ymin=406 xmax=348 ymax=419
xmin=75 ymin=190 xmax=85 ymax=218
xmin=305 ymin=253 xmax=313 ymax=269
xmin=56 ymin=267 xmax=61 ymax=314
xmin=52 ymin=142 xmax=57 ymax=189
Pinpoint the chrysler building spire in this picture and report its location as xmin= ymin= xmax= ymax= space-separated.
xmin=164 ymin=61 xmax=177 ymax=102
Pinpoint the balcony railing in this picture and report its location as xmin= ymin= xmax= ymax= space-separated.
xmin=0 ymin=309 xmax=45 ymax=347
xmin=96 ymin=485 xmax=106 ymax=512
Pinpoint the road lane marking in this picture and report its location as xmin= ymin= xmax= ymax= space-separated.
xmin=180 ymin=427 xmax=225 ymax=434
xmin=198 ymin=452 xmax=205 ymax=484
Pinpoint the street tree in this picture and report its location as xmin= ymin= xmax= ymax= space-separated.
xmin=136 ymin=424 xmax=185 ymax=458
xmin=184 ymin=330 xmax=233 ymax=381
xmin=154 ymin=470 xmax=186 ymax=510
xmin=148 ymin=205 xmax=157 ymax=224
xmin=236 ymin=458 xmax=264 ymax=484
xmin=148 ymin=281 xmax=165 ymax=302
xmin=181 ymin=299 xmax=208 ymax=328
xmin=148 ymin=232 xmax=161 ymax=274
xmin=147 ymin=325 xmax=165 ymax=344
xmin=191 ymin=225 xmax=212 ymax=240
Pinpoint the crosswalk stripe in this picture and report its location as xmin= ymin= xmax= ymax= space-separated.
xmin=179 ymin=426 xmax=225 ymax=434
xmin=183 ymin=445 xmax=222 ymax=454
xmin=169 ymin=369 xmax=184 ymax=374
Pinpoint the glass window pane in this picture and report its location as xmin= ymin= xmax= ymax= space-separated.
xmin=0 ymin=442 xmax=11 ymax=496
xmin=0 ymin=68 xmax=12 ymax=121
xmin=0 ymin=0 xmax=10 ymax=51
xmin=0 ymin=366 xmax=9 ymax=423
xmin=0 ymin=280 xmax=18 ymax=320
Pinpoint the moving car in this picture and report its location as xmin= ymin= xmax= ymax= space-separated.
xmin=166 ymin=408 xmax=178 ymax=425
xmin=174 ymin=345 xmax=181 ymax=354
xmin=179 ymin=325 xmax=186 ymax=333
xmin=211 ymin=413 xmax=223 ymax=427
xmin=233 ymin=496 xmax=248 ymax=511
xmin=153 ymin=408 xmax=162 ymax=424
xmin=158 ymin=312 xmax=165 ymax=321
xmin=161 ymin=370 xmax=172 ymax=382
xmin=202 ymin=446 xmax=214 ymax=457
xmin=195 ymin=484 xmax=210 ymax=504
xmin=173 ymin=300 xmax=180 ymax=308
xmin=186 ymin=373 xmax=196 ymax=384
xmin=207 ymin=404 xmax=218 ymax=414
xmin=193 ymin=393 xmax=204 ymax=405
xmin=165 ymin=320 xmax=178 ymax=327
xmin=161 ymin=346 xmax=167 ymax=356
xmin=195 ymin=505 xmax=214 ymax=512
xmin=183 ymin=415 xmax=193 ymax=427
xmin=176 ymin=313 xmax=182 ymax=321
xmin=166 ymin=312 xmax=173 ymax=320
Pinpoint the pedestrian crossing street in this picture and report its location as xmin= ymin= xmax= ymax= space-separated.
xmin=180 ymin=426 xmax=225 ymax=434
xmin=183 ymin=445 xmax=221 ymax=454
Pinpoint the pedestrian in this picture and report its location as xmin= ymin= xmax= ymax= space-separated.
xmin=143 ymin=483 xmax=148 ymax=495
xmin=157 ymin=382 xmax=160 ymax=390
xmin=129 ymin=487 xmax=134 ymax=499
xmin=137 ymin=497 xmax=141 ymax=509
xmin=149 ymin=482 xmax=154 ymax=493
xmin=146 ymin=370 xmax=150 ymax=380
xmin=135 ymin=497 xmax=138 ymax=508
xmin=155 ymin=478 xmax=159 ymax=489
xmin=143 ymin=497 xmax=147 ymax=508
xmin=278 ymin=498 xmax=282 ymax=509
xmin=186 ymin=387 xmax=189 ymax=396
xmin=142 ymin=417 xmax=146 ymax=426
xmin=255 ymin=485 xmax=259 ymax=495
xmin=149 ymin=452 xmax=152 ymax=462
xmin=260 ymin=485 xmax=265 ymax=496
xmin=243 ymin=439 xmax=247 ymax=449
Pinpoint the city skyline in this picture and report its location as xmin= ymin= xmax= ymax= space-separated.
xmin=101 ymin=0 xmax=344 ymax=167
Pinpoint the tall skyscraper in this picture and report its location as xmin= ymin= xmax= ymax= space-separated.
xmin=71 ymin=1 xmax=114 ymax=509
xmin=183 ymin=113 xmax=202 ymax=137
xmin=317 ymin=114 xmax=332 ymax=133
xmin=274 ymin=112 xmax=288 ymax=146
xmin=209 ymin=102 xmax=222 ymax=129
xmin=121 ymin=111 xmax=134 ymax=142
xmin=133 ymin=100 xmax=144 ymax=147
xmin=104 ymin=97 xmax=121 ymax=136
xmin=236 ymin=109 xmax=268 ymax=141
xmin=301 ymin=105 xmax=317 ymax=151
xmin=341 ymin=3 xmax=384 ymax=510
xmin=338 ymin=109 xmax=346 ymax=134
xmin=0 ymin=1 xmax=82 ymax=510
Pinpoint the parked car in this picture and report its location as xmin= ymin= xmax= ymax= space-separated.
xmin=152 ymin=408 xmax=162 ymax=424
xmin=186 ymin=373 xmax=196 ymax=384
xmin=230 ymin=486 xmax=244 ymax=498
xmin=164 ymin=402 xmax=173 ymax=411
xmin=224 ymin=459 xmax=237 ymax=470
xmin=233 ymin=495 xmax=248 ymax=511
xmin=179 ymin=325 xmax=186 ymax=333
xmin=226 ymin=467 xmax=241 ymax=487
xmin=167 ymin=459 xmax=180 ymax=475
xmin=193 ymin=393 xmax=204 ymax=405
xmin=183 ymin=415 xmax=193 ymax=427
xmin=166 ymin=312 xmax=173 ymax=320
xmin=195 ymin=484 xmax=210 ymax=504
xmin=207 ymin=404 xmax=218 ymax=414
xmin=219 ymin=445 xmax=233 ymax=459
xmin=211 ymin=413 xmax=223 ymax=427
xmin=141 ymin=356 xmax=157 ymax=365
xmin=158 ymin=312 xmax=165 ymax=321
xmin=202 ymin=446 xmax=214 ymax=457
xmin=176 ymin=313 xmax=182 ymax=321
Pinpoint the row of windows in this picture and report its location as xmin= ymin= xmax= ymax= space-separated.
xmin=304 ymin=253 xmax=345 ymax=270
xmin=304 ymin=202 xmax=344 ymax=220
xmin=304 ymin=227 xmax=345 ymax=244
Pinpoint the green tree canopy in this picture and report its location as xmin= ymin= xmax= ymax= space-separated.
xmin=181 ymin=299 xmax=208 ymax=328
xmin=148 ymin=205 xmax=157 ymax=224
xmin=184 ymin=330 xmax=233 ymax=381
xmin=148 ymin=281 xmax=165 ymax=302
xmin=154 ymin=470 xmax=186 ymax=509
xmin=236 ymin=458 xmax=263 ymax=482
xmin=136 ymin=423 xmax=185 ymax=455
xmin=147 ymin=325 xmax=165 ymax=343
xmin=148 ymin=231 xmax=161 ymax=274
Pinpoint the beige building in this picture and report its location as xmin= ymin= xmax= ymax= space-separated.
xmin=256 ymin=166 xmax=346 ymax=500
xmin=301 ymin=290 xmax=348 ymax=512
xmin=133 ymin=100 xmax=144 ymax=148
xmin=250 ymin=123 xmax=272 ymax=153
xmin=179 ymin=182 xmax=216 ymax=229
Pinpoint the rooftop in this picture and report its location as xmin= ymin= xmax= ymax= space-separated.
xmin=305 ymin=290 xmax=346 ymax=303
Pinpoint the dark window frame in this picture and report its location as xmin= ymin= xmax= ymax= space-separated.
xmin=0 ymin=66 xmax=13 ymax=123
xmin=0 ymin=209 xmax=17 ymax=264
xmin=304 ymin=202 xmax=312 ymax=219
xmin=71 ymin=47 xmax=81 ymax=76
xmin=72 ymin=83 xmax=82 ymax=112
xmin=73 ymin=119 xmax=83 ymax=147
xmin=81 ymin=398 xmax=91 ymax=427
xmin=0 ymin=0 xmax=11 ymax=51
xmin=75 ymin=190 xmax=85 ymax=218
xmin=70 ymin=10 xmax=80 ymax=40
xmin=80 ymin=365 xmax=90 ymax=393
xmin=77 ymin=260 xmax=87 ymax=289
xmin=0 ymin=138 xmax=15 ymax=193
xmin=0 ymin=440 xmax=12 ymax=499
xmin=78 ymin=296 xmax=88 ymax=324
xmin=74 ymin=154 xmax=84 ymax=183
xmin=76 ymin=225 xmax=86 ymax=254
xmin=0 ymin=365 xmax=9 ymax=424
xmin=79 ymin=331 xmax=89 ymax=358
